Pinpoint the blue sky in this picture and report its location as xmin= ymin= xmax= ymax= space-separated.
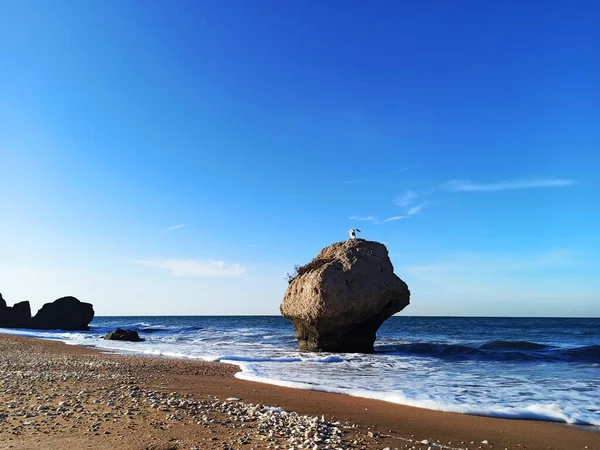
xmin=0 ymin=1 xmax=598 ymax=316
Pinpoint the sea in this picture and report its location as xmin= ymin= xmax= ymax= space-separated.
xmin=2 ymin=316 xmax=599 ymax=427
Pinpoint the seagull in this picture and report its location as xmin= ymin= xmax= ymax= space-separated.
xmin=348 ymin=228 xmax=361 ymax=239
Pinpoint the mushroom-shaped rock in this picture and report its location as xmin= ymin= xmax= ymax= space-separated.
xmin=280 ymin=239 xmax=410 ymax=353
xmin=103 ymin=328 xmax=144 ymax=342
xmin=31 ymin=296 xmax=94 ymax=331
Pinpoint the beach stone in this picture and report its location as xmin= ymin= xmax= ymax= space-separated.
xmin=31 ymin=296 xmax=94 ymax=330
xmin=280 ymin=239 xmax=410 ymax=353
xmin=103 ymin=328 xmax=144 ymax=342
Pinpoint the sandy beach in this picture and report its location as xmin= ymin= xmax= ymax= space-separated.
xmin=0 ymin=335 xmax=596 ymax=450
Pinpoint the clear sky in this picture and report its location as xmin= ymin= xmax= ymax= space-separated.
xmin=1 ymin=1 xmax=598 ymax=317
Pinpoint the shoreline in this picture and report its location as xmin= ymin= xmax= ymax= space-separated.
xmin=13 ymin=326 xmax=598 ymax=429
xmin=0 ymin=334 xmax=598 ymax=449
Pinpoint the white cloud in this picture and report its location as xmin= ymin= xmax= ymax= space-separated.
xmin=394 ymin=190 xmax=417 ymax=207
xmin=444 ymin=178 xmax=577 ymax=192
xmin=349 ymin=216 xmax=377 ymax=221
xmin=136 ymin=259 xmax=247 ymax=277
xmin=407 ymin=202 xmax=427 ymax=215
xmin=162 ymin=224 xmax=185 ymax=233
xmin=382 ymin=216 xmax=407 ymax=222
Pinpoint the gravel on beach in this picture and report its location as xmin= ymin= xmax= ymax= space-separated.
xmin=0 ymin=335 xmax=437 ymax=450
xmin=0 ymin=335 xmax=597 ymax=450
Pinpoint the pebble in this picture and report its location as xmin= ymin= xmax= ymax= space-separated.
xmin=0 ymin=336 xmax=472 ymax=450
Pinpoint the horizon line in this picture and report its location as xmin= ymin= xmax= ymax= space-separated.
xmin=92 ymin=314 xmax=600 ymax=319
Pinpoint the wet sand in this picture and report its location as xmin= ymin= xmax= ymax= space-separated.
xmin=0 ymin=334 xmax=597 ymax=450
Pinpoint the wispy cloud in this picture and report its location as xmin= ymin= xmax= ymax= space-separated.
xmin=348 ymin=215 xmax=408 ymax=224
xmin=394 ymin=188 xmax=434 ymax=217
xmin=349 ymin=216 xmax=377 ymax=221
xmin=136 ymin=259 xmax=247 ymax=277
xmin=407 ymin=202 xmax=427 ymax=215
xmin=395 ymin=190 xmax=417 ymax=207
xmin=162 ymin=224 xmax=185 ymax=233
xmin=342 ymin=177 xmax=373 ymax=185
xmin=444 ymin=178 xmax=577 ymax=192
xmin=351 ymin=185 xmax=431 ymax=224
xmin=382 ymin=216 xmax=407 ymax=223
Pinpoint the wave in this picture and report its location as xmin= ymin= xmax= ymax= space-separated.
xmin=234 ymin=370 xmax=600 ymax=427
xmin=6 ymin=314 xmax=600 ymax=429
xmin=376 ymin=341 xmax=600 ymax=364
xmin=480 ymin=340 xmax=550 ymax=351
xmin=90 ymin=323 xmax=205 ymax=335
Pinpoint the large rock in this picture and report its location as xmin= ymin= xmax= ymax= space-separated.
xmin=280 ymin=239 xmax=410 ymax=353
xmin=7 ymin=301 xmax=32 ymax=328
xmin=103 ymin=328 xmax=144 ymax=342
xmin=31 ymin=296 xmax=94 ymax=331
xmin=0 ymin=293 xmax=9 ymax=327
xmin=0 ymin=293 xmax=94 ymax=330
xmin=0 ymin=293 xmax=32 ymax=328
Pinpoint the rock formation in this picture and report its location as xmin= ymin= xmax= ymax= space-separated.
xmin=0 ymin=293 xmax=94 ymax=331
xmin=103 ymin=328 xmax=144 ymax=342
xmin=0 ymin=294 xmax=32 ymax=328
xmin=280 ymin=239 xmax=410 ymax=353
xmin=31 ymin=296 xmax=95 ymax=331
xmin=8 ymin=301 xmax=32 ymax=328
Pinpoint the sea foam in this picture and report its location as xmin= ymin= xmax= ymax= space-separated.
xmin=1 ymin=315 xmax=599 ymax=427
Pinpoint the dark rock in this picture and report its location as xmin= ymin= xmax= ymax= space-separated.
xmin=280 ymin=239 xmax=410 ymax=353
xmin=0 ymin=294 xmax=32 ymax=328
xmin=0 ymin=293 xmax=94 ymax=331
xmin=31 ymin=296 xmax=94 ymax=331
xmin=8 ymin=301 xmax=32 ymax=328
xmin=103 ymin=328 xmax=144 ymax=342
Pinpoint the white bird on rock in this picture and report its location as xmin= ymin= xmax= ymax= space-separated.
xmin=348 ymin=228 xmax=361 ymax=240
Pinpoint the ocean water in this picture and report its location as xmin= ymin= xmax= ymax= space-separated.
xmin=2 ymin=316 xmax=599 ymax=427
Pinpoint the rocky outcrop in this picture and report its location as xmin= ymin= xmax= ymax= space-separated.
xmin=103 ymin=328 xmax=144 ymax=342
xmin=8 ymin=301 xmax=32 ymax=328
xmin=280 ymin=239 xmax=410 ymax=353
xmin=0 ymin=294 xmax=32 ymax=328
xmin=0 ymin=293 xmax=94 ymax=331
xmin=31 ymin=297 xmax=94 ymax=331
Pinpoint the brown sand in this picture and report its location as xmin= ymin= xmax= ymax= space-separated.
xmin=0 ymin=334 xmax=597 ymax=450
